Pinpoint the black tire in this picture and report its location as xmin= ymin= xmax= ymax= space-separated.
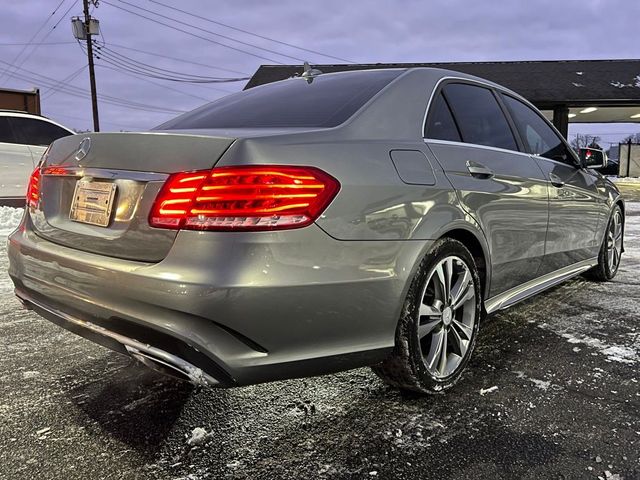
xmin=373 ymin=238 xmax=482 ymax=394
xmin=584 ymin=205 xmax=623 ymax=282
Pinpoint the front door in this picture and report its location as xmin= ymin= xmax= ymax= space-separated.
xmin=499 ymin=93 xmax=607 ymax=275
xmin=532 ymin=158 xmax=606 ymax=274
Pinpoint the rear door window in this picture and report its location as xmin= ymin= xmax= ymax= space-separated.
xmin=0 ymin=117 xmax=16 ymax=144
xmin=424 ymin=92 xmax=461 ymax=142
xmin=501 ymin=94 xmax=574 ymax=163
xmin=10 ymin=117 xmax=72 ymax=146
xmin=443 ymin=83 xmax=517 ymax=151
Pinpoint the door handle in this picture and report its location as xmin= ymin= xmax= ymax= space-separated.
xmin=466 ymin=161 xmax=494 ymax=178
xmin=549 ymin=173 xmax=565 ymax=188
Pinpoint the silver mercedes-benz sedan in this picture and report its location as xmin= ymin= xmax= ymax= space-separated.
xmin=7 ymin=67 xmax=624 ymax=393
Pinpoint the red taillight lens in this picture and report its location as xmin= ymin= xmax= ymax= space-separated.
xmin=149 ymin=165 xmax=340 ymax=231
xmin=26 ymin=166 xmax=41 ymax=209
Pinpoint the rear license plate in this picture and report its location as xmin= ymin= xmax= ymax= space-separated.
xmin=70 ymin=180 xmax=117 ymax=227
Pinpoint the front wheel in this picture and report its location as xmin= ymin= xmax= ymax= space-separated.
xmin=373 ymin=238 xmax=482 ymax=394
xmin=585 ymin=205 xmax=623 ymax=282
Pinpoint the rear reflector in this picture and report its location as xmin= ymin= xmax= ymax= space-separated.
xmin=149 ymin=165 xmax=340 ymax=231
xmin=26 ymin=166 xmax=41 ymax=209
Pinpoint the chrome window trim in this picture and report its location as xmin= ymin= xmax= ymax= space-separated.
xmin=421 ymin=75 xmax=581 ymax=166
xmin=529 ymin=153 xmax=581 ymax=170
xmin=421 ymin=75 xmax=470 ymax=139
xmin=424 ymin=138 xmax=534 ymax=159
xmin=498 ymin=92 xmax=583 ymax=166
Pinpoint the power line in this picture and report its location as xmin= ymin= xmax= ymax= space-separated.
xmin=50 ymin=0 xmax=81 ymax=31
xmin=1 ymin=0 xmax=81 ymax=84
xmin=0 ymin=41 xmax=76 ymax=46
xmin=96 ymin=64 xmax=215 ymax=102
xmin=93 ymin=53 xmax=236 ymax=95
xmin=0 ymin=0 xmax=71 ymax=84
xmin=51 ymin=111 xmax=148 ymax=130
xmin=92 ymin=41 xmax=249 ymax=82
xmin=0 ymin=58 xmax=185 ymax=114
xmin=147 ymin=0 xmax=355 ymax=64
xmin=100 ymin=0 xmax=285 ymax=64
xmin=95 ymin=49 xmax=249 ymax=84
xmin=102 ymin=42 xmax=250 ymax=75
xmin=42 ymin=64 xmax=88 ymax=100
xmin=113 ymin=0 xmax=309 ymax=63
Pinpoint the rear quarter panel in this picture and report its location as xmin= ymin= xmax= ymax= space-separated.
xmin=217 ymin=136 xmax=468 ymax=241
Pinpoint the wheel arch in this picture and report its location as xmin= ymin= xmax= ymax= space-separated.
xmin=438 ymin=226 xmax=491 ymax=300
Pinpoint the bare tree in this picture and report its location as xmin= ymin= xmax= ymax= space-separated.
xmin=620 ymin=132 xmax=640 ymax=144
xmin=570 ymin=134 xmax=602 ymax=151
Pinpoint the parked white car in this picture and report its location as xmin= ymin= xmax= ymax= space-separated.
xmin=0 ymin=110 xmax=74 ymax=204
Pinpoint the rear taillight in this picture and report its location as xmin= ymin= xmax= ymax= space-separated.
xmin=149 ymin=165 xmax=340 ymax=231
xmin=26 ymin=166 xmax=41 ymax=209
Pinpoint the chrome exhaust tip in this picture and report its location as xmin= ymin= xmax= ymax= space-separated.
xmin=124 ymin=345 xmax=219 ymax=387
xmin=15 ymin=294 xmax=32 ymax=310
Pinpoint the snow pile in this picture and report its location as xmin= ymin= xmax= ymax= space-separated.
xmin=611 ymin=176 xmax=640 ymax=183
xmin=0 ymin=207 xmax=23 ymax=233
xmin=186 ymin=427 xmax=208 ymax=447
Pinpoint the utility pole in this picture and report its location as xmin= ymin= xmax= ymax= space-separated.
xmin=73 ymin=1 xmax=100 ymax=131
xmin=83 ymin=0 xmax=99 ymax=131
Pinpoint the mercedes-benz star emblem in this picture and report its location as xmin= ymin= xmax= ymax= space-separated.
xmin=74 ymin=137 xmax=91 ymax=162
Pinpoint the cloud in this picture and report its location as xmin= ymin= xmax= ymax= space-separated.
xmin=0 ymin=0 xmax=638 ymax=143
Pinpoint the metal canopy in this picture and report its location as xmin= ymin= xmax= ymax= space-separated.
xmin=245 ymin=60 xmax=640 ymax=130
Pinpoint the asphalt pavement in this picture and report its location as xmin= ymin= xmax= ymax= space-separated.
xmin=0 ymin=188 xmax=638 ymax=480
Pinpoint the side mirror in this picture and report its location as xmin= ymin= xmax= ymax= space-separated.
xmin=578 ymin=148 xmax=607 ymax=169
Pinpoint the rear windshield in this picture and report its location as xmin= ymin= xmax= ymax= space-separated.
xmin=154 ymin=69 xmax=403 ymax=130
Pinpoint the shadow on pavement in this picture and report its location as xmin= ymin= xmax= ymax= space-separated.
xmin=65 ymin=357 xmax=194 ymax=456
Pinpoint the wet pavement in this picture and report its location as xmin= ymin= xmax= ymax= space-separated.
xmin=1 ymin=192 xmax=639 ymax=480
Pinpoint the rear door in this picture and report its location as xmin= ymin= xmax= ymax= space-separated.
xmin=425 ymin=82 xmax=549 ymax=297
xmin=0 ymin=116 xmax=34 ymax=199
xmin=500 ymin=94 xmax=607 ymax=274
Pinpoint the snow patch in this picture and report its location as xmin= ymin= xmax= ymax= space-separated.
xmin=513 ymin=371 xmax=552 ymax=390
xmin=0 ymin=207 xmax=23 ymax=233
xmin=480 ymin=386 xmax=498 ymax=395
xmin=610 ymin=80 xmax=635 ymax=88
xmin=572 ymin=82 xmax=585 ymax=87
xmin=559 ymin=332 xmax=637 ymax=364
xmin=612 ymin=176 xmax=640 ymax=183
xmin=186 ymin=427 xmax=208 ymax=446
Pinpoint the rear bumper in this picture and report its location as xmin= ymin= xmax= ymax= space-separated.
xmin=8 ymin=214 xmax=428 ymax=386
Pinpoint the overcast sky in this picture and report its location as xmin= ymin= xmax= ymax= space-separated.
xmin=0 ymin=0 xmax=638 ymax=145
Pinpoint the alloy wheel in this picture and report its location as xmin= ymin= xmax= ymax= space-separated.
xmin=418 ymin=256 xmax=476 ymax=379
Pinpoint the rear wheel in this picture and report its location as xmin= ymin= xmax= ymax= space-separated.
xmin=585 ymin=205 xmax=623 ymax=281
xmin=373 ymin=238 xmax=482 ymax=394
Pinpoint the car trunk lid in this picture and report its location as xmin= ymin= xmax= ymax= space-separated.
xmin=29 ymin=132 xmax=235 ymax=262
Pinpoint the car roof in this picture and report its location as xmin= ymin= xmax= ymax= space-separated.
xmin=0 ymin=109 xmax=75 ymax=134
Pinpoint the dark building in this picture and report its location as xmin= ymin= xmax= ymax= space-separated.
xmin=245 ymin=59 xmax=640 ymax=138
xmin=0 ymin=87 xmax=41 ymax=115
